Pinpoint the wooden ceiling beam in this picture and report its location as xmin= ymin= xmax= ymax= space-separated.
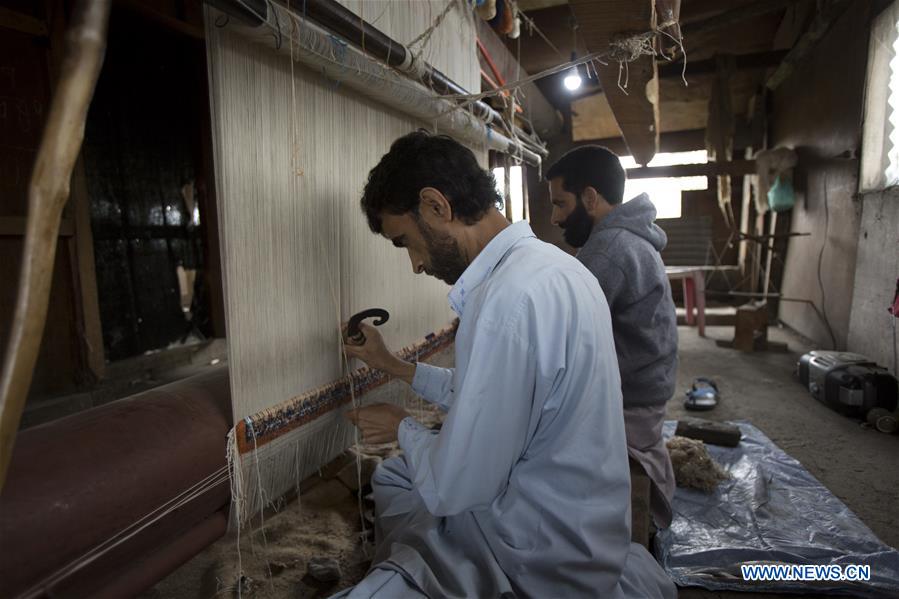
xmin=569 ymin=0 xmax=659 ymax=165
xmin=658 ymin=49 xmax=789 ymax=79
xmin=682 ymin=0 xmax=803 ymax=36
xmin=573 ymin=129 xmax=705 ymax=156
xmin=627 ymin=159 xmax=756 ymax=179
xmin=576 ymin=121 xmax=757 ymax=157
xmin=766 ymin=0 xmax=853 ymax=90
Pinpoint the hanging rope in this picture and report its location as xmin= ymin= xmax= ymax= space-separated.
xmin=407 ymin=0 xmax=457 ymax=57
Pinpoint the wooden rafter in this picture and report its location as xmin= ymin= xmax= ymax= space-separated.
xmin=627 ymin=159 xmax=756 ymax=179
xmin=569 ymin=0 xmax=659 ymax=165
xmin=766 ymin=0 xmax=853 ymax=90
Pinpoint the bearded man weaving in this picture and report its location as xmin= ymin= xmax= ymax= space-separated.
xmin=337 ymin=131 xmax=675 ymax=599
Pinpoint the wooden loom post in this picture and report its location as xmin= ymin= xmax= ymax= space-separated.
xmin=0 ymin=0 xmax=111 ymax=492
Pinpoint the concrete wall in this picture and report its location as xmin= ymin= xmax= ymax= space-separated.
xmin=847 ymin=190 xmax=899 ymax=375
xmin=770 ymin=6 xmax=872 ymax=350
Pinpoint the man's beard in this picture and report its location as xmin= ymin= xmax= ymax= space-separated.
xmin=560 ymin=197 xmax=593 ymax=248
xmin=416 ymin=219 xmax=469 ymax=286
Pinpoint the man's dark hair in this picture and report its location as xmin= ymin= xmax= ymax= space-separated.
xmin=361 ymin=130 xmax=501 ymax=233
xmin=545 ymin=145 xmax=626 ymax=205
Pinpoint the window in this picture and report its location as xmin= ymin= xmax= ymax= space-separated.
xmin=861 ymin=1 xmax=899 ymax=191
xmin=493 ymin=165 xmax=527 ymax=222
xmin=619 ymin=150 xmax=709 ymax=219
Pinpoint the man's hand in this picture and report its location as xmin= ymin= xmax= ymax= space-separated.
xmin=345 ymin=403 xmax=411 ymax=444
xmin=343 ymin=322 xmax=416 ymax=384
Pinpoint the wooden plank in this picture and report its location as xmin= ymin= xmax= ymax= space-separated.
xmin=678 ymin=0 xmax=757 ymax=26
xmin=574 ymin=129 xmax=706 ymax=156
xmin=0 ymin=7 xmax=48 ymax=37
xmin=675 ymin=418 xmax=742 ymax=447
xmin=627 ymin=159 xmax=755 ymax=179
xmin=682 ymin=0 xmax=802 ymax=36
xmin=69 ymin=160 xmax=106 ymax=381
xmin=766 ymin=0 xmax=852 ymax=90
xmin=569 ymin=0 xmax=659 ymax=165
xmin=0 ymin=216 xmax=74 ymax=237
xmin=46 ymin=0 xmax=105 ymax=382
xmin=658 ymin=50 xmax=789 ymax=79
xmin=575 ymin=124 xmax=757 ymax=156
xmin=116 ymin=0 xmax=205 ymax=40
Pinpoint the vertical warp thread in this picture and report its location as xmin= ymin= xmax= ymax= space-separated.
xmin=206 ymin=0 xmax=481 ymax=531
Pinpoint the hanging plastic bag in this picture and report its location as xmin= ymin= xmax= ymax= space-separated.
xmin=767 ymin=175 xmax=795 ymax=212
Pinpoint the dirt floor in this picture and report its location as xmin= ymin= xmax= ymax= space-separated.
xmin=145 ymin=325 xmax=899 ymax=598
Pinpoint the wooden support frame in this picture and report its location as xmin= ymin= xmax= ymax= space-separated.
xmin=0 ymin=6 xmax=49 ymax=36
xmin=569 ymin=0 xmax=660 ymax=166
xmin=0 ymin=0 xmax=111 ymax=491
xmin=116 ymin=0 xmax=204 ymax=40
xmin=0 ymin=217 xmax=74 ymax=237
xmin=626 ymin=159 xmax=756 ymax=179
xmin=766 ymin=0 xmax=853 ymax=90
xmin=68 ymin=159 xmax=106 ymax=381
xmin=658 ymin=50 xmax=789 ymax=79
xmin=681 ymin=0 xmax=803 ymax=36
xmin=46 ymin=0 xmax=106 ymax=382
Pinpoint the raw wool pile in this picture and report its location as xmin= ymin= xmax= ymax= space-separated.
xmin=141 ymin=477 xmax=369 ymax=599
xmin=144 ymin=401 xmax=447 ymax=598
xmin=666 ymin=435 xmax=730 ymax=493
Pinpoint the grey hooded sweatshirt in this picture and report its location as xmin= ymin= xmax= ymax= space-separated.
xmin=576 ymin=193 xmax=678 ymax=408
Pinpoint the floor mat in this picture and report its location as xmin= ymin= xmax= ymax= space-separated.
xmin=656 ymin=421 xmax=899 ymax=598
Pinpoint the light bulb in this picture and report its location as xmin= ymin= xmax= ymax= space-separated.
xmin=563 ymin=68 xmax=582 ymax=91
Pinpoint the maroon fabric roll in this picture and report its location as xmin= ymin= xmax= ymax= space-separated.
xmin=0 ymin=366 xmax=232 ymax=597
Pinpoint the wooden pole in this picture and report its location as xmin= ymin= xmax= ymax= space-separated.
xmin=0 ymin=0 xmax=111 ymax=492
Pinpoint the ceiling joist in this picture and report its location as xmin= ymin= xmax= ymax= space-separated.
xmin=569 ymin=0 xmax=659 ymax=165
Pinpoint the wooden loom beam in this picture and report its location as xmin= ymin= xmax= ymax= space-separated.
xmin=569 ymin=0 xmax=660 ymax=166
xmin=0 ymin=0 xmax=111 ymax=492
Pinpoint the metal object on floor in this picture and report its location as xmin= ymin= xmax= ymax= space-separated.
xmin=684 ymin=377 xmax=719 ymax=411
xmin=797 ymin=351 xmax=898 ymax=417
xmin=866 ymin=408 xmax=898 ymax=434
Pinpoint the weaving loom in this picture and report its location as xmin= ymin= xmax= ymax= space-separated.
xmin=204 ymin=1 xmax=482 ymax=525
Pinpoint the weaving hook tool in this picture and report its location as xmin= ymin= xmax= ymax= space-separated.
xmin=347 ymin=308 xmax=390 ymax=344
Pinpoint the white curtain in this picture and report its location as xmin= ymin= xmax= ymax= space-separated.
xmin=860 ymin=1 xmax=899 ymax=191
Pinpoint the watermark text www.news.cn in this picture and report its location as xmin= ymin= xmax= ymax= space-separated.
xmin=741 ymin=564 xmax=871 ymax=582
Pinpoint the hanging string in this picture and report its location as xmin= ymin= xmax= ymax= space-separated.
xmin=229 ymin=0 xmax=681 ymax=165
xmin=248 ymin=422 xmax=275 ymax=593
xmin=517 ymin=5 xmax=564 ymax=59
xmin=236 ymin=0 xmax=683 ymax=105
xmin=407 ymin=0 xmax=456 ymax=57
xmin=288 ymin=0 xmax=304 ymax=176
xmin=290 ymin=0 xmax=370 ymax=556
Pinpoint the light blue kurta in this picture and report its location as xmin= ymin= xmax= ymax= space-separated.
xmin=338 ymin=221 xmax=676 ymax=599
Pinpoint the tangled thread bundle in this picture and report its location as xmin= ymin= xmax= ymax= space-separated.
xmin=667 ymin=436 xmax=730 ymax=493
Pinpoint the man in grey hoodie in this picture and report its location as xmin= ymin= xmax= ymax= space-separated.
xmin=546 ymin=145 xmax=678 ymax=529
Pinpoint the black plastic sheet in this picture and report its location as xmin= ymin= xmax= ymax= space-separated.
xmin=656 ymin=421 xmax=899 ymax=597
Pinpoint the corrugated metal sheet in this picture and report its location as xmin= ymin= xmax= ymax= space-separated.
xmin=658 ymin=216 xmax=713 ymax=266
